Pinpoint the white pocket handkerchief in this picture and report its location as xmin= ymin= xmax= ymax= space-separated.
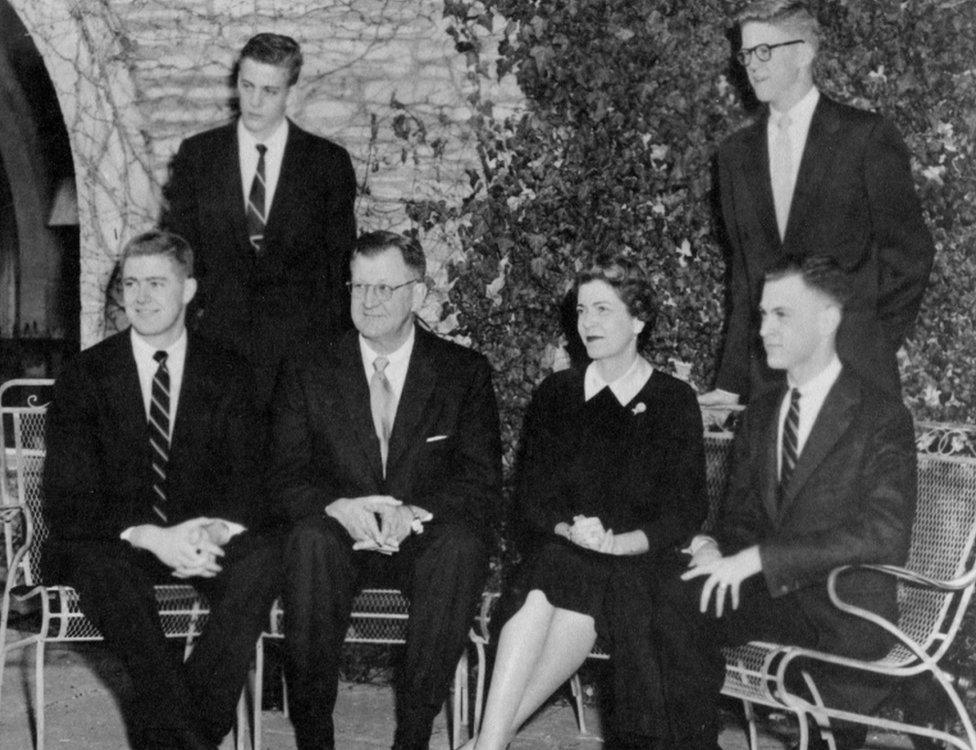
xmin=426 ymin=434 xmax=449 ymax=443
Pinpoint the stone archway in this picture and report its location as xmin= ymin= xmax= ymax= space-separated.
xmin=7 ymin=0 xmax=156 ymax=347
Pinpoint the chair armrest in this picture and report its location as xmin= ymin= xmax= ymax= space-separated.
xmin=765 ymin=561 xmax=976 ymax=684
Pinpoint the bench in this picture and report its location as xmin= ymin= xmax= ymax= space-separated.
xmin=470 ymin=427 xmax=976 ymax=750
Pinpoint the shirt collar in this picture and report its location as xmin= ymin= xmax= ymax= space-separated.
xmin=770 ymin=85 xmax=819 ymax=128
xmin=788 ymin=353 xmax=842 ymax=399
xmin=130 ymin=326 xmax=187 ymax=361
xmin=584 ymin=356 xmax=654 ymax=405
xmin=359 ymin=324 xmax=416 ymax=373
xmin=237 ymin=116 xmax=289 ymax=152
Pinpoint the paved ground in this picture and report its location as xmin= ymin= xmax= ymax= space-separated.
xmin=0 ymin=635 xmax=918 ymax=749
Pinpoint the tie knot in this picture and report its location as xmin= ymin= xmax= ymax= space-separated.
xmin=777 ymin=113 xmax=792 ymax=131
xmin=373 ymin=356 xmax=389 ymax=374
xmin=256 ymin=144 xmax=267 ymax=157
xmin=790 ymin=387 xmax=801 ymax=405
xmin=153 ymin=350 xmax=168 ymax=365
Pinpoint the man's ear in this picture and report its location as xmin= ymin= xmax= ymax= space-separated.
xmin=411 ymin=278 xmax=428 ymax=312
xmin=182 ymin=277 xmax=198 ymax=306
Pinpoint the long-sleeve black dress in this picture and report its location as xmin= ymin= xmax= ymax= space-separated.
xmin=509 ymin=363 xmax=707 ymax=739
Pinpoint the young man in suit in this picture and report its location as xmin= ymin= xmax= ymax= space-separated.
xmin=700 ymin=0 xmax=934 ymax=407
xmin=161 ymin=33 xmax=356 ymax=409
xmin=271 ymin=231 xmax=503 ymax=750
xmin=651 ymin=255 xmax=917 ymax=749
xmin=43 ymin=231 xmax=281 ymax=750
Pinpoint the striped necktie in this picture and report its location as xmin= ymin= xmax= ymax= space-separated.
xmin=780 ymin=387 xmax=801 ymax=493
xmin=246 ymin=143 xmax=268 ymax=255
xmin=149 ymin=350 xmax=171 ymax=522
xmin=369 ymin=356 xmax=395 ymax=476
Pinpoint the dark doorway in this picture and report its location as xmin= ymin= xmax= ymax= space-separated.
xmin=0 ymin=0 xmax=78 ymax=382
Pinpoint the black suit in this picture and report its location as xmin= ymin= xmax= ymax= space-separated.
xmin=42 ymin=330 xmax=281 ymax=749
xmin=648 ymin=368 xmax=918 ymax=748
xmin=716 ymin=95 xmax=934 ymax=400
xmin=161 ymin=120 xmax=357 ymax=407
xmin=271 ymin=326 xmax=502 ymax=750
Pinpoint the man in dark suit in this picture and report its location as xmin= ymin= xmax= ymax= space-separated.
xmin=700 ymin=0 xmax=934 ymax=408
xmin=650 ymin=255 xmax=917 ymax=749
xmin=161 ymin=32 xmax=356 ymax=409
xmin=272 ymin=231 xmax=503 ymax=750
xmin=43 ymin=231 xmax=281 ymax=750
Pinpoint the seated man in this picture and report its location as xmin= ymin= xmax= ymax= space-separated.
xmin=650 ymin=255 xmax=917 ymax=749
xmin=272 ymin=231 xmax=503 ymax=750
xmin=42 ymin=230 xmax=281 ymax=750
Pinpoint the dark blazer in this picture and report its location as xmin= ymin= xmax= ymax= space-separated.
xmin=716 ymin=95 xmax=934 ymax=400
xmin=270 ymin=326 xmax=503 ymax=537
xmin=161 ymin=120 xmax=357 ymax=403
xmin=716 ymin=367 xmax=917 ymax=654
xmin=43 ymin=330 xmax=268 ymax=547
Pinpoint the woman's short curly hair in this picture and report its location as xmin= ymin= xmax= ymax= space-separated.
xmin=574 ymin=255 xmax=657 ymax=347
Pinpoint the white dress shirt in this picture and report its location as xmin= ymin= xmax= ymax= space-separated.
xmin=131 ymin=328 xmax=187 ymax=440
xmin=583 ymin=356 xmax=654 ymax=406
xmin=238 ymin=117 xmax=289 ymax=214
xmin=124 ymin=328 xmax=244 ymax=540
xmin=777 ymin=355 xmax=843 ymax=477
xmin=359 ymin=326 xmax=416 ymax=413
xmin=767 ymin=85 xmax=820 ymax=194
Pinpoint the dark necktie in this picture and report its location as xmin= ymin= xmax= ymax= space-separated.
xmin=149 ymin=351 xmax=171 ymax=522
xmin=370 ymin=356 xmax=395 ymax=476
xmin=780 ymin=387 xmax=801 ymax=492
xmin=246 ymin=143 xmax=267 ymax=255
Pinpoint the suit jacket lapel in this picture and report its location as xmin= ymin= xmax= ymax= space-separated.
xmin=386 ymin=327 xmax=437 ymax=479
xmin=785 ymin=96 xmax=841 ymax=245
xmin=264 ymin=120 xmax=301 ymax=237
xmin=779 ymin=371 xmax=858 ymax=511
xmin=760 ymin=390 xmax=783 ymax=519
xmin=333 ymin=333 xmax=385 ymax=483
xmin=740 ymin=114 xmax=781 ymax=251
xmin=169 ymin=335 xmax=203 ymax=476
xmin=219 ymin=125 xmax=253 ymax=257
xmin=110 ymin=333 xmax=150 ymax=455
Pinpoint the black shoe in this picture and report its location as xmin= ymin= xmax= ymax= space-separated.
xmin=789 ymin=722 xmax=867 ymax=750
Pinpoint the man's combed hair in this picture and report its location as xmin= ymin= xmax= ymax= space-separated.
xmin=353 ymin=231 xmax=427 ymax=280
xmin=240 ymin=33 xmax=303 ymax=86
xmin=121 ymin=230 xmax=195 ymax=278
xmin=764 ymin=254 xmax=852 ymax=308
xmin=736 ymin=0 xmax=821 ymax=49
xmin=575 ymin=255 xmax=657 ymax=347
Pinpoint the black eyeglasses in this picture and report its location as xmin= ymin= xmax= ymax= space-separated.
xmin=347 ymin=279 xmax=420 ymax=302
xmin=736 ymin=39 xmax=804 ymax=66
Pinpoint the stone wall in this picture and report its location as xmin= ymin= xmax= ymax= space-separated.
xmin=10 ymin=0 xmax=524 ymax=347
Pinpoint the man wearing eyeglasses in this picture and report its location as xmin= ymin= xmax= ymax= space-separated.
xmin=270 ymin=231 xmax=502 ymax=750
xmin=699 ymin=0 xmax=933 ymax=409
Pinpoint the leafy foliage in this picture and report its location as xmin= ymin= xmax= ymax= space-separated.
xmin=432 ymin=0 xmax=976 ymax=717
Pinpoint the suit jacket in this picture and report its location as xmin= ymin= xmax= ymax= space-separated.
xmin=716 ymin=368 xmax=917 ymax=654
xmin=716 ymin=95 xmax=934 ymax=400
xmin=161 ymin=119 xmax=357 ymax=404
xmin=43 ymin=330 xmax=268 ymax=549
xmin=270 ymin=326 xmax=503 ymax=537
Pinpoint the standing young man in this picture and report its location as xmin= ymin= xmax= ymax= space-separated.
xmin=162 ymin=33 xmax=356 ymax=409
xmin=700 ymin=1 xmax=933 ymax=406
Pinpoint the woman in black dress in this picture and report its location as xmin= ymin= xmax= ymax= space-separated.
xmin=464 ymin=256 xmax=707 ymax=749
